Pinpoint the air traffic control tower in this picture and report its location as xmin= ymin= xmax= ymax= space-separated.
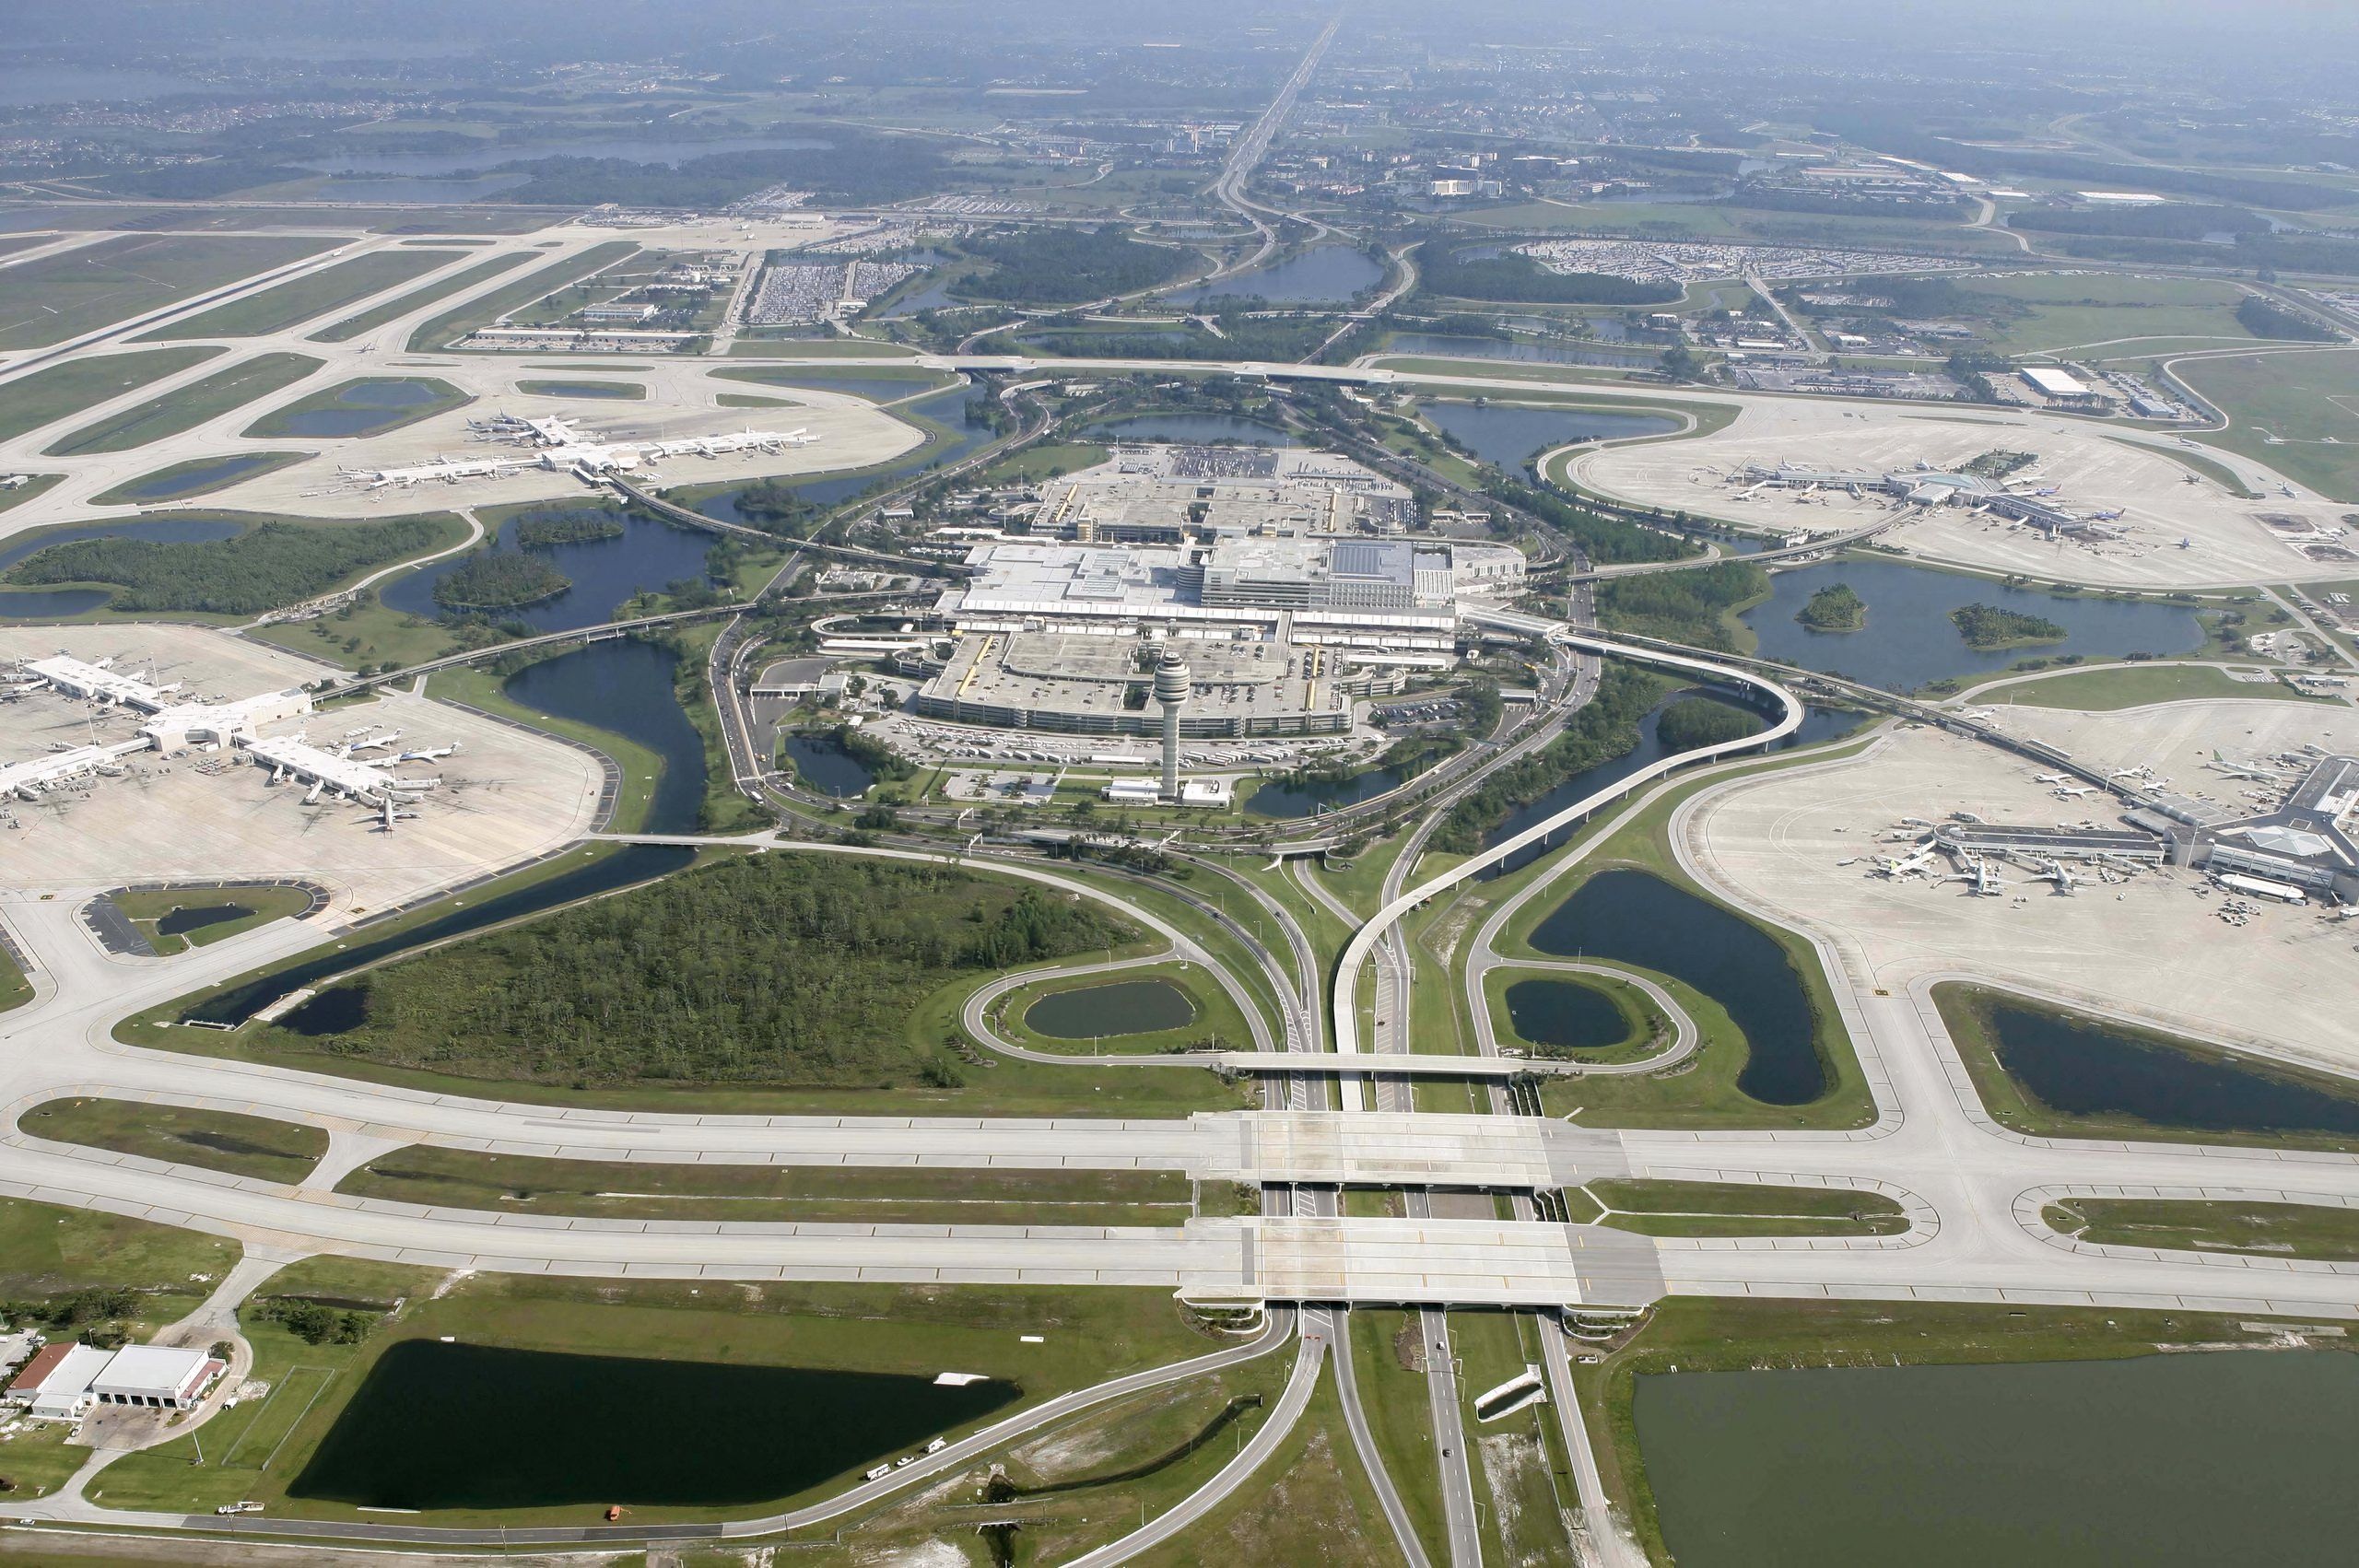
xmin=1155 ymin=648 xmax=1191 ymax=798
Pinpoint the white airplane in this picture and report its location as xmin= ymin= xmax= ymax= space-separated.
xmin=1876 ymin=847 xmax=1938 ymax=878
xmin=2032 ymin=772 xmax=2070 ymax=785
xmin=349 ymin=730 xmax=403 ymax=753
xmin=2054 ymin=785 xmax=2099 ymax=799
xmin=395 ymin=744 xmax=455 ymax=763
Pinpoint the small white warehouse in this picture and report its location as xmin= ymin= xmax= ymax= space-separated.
xmin=90 ymin=1345 xmax=223 ymax=1410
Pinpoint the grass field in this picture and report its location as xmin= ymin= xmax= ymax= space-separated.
xmin=0 ymin=473 xmax=62 ymax=514
xmin=241 ymin=375 xmax=470 ymax=439
xmin=2175 ymin=346 xmax=2359 ymax=501
xmin=97 ymin=1270 xmax=1238 ymax=1527
xmin=1979 ymin=661 xmax=2320 ymax=708
xmin=0 ymin=233 xmax=336 ymax=348
xmin=20 ymin=1097 xmax=327 ymax=1184
xmin=335 ymin=1144 xmax=1202 ymax=1225
xmin=1959 ymin=272 xmax=2265 ymax=357
xmin=2045 ymin=1197 xmax=2359 ymax=1260
xmin=248 ymin=585 xmax=484 ymax=676
xmin=1581 ymin=1178 xmax=1908 ymax=1237
xmin=405 ymin=240 xmax=637 ymax=351
xmin=140 ymin=249 xmax=463 ymax=340
xmin=0 ymin=1193 xmax=236 ymax=1311
xmin=1574 ymin=1296 xmax=2346 ymax=1567
xmin=41 ymin=351 xmax=322 ymax=454
xmin=0 ymin=944 xmax=29 ymax=1012
xmin=109 ymin=883 xmax=315 ymax=954
xmin=713 ymin=363 xmax=961 ymax=397
xmin=725 ymin=335 xmax=921 ymax=357
xmin=307 ymin=251 xmax=529 ymax=342
xmin=0 ymin=345 xmax=223 ymax=444
xmin=1129 ymin=1366 xmax=1402 ymax=1568
xmin=1347 ymin=1305 xmax=1450 ymax=1562
xmin=88 ymin=450 xmax=308 ymax=505
xmin=976 ymin=439 xmax=1109 ymax=482
xmin=514 ymin=377 xmax=644 ymax=398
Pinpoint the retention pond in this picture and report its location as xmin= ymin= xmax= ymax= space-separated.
xmin=1025 ymin=978 xmax=1197 ymax=1039
xmin=1741 ymin=559 xmax=2203 ymax=692
xmin=290 ymin=1340 xmax=1018 ymax=1512
xmin=1529 ymin=868 xmax=1826 ymax=1105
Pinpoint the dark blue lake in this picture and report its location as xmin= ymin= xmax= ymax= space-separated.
xmin=261 ymin=378 xmax=444 ymax=438
xmin=1742 ymin=560 xmax=2205 ymax=692
xmin=1978 ymin=997 xmax=2359 ymax=1140
xmin=1419 ymin=401 xmax=1679 ymax=475
xmin=1504 ymin=977 xmax=1631 ymax=1053
xmin=1180 ymin=246 xmax=1384 ymax=305
xmin=1531 ymin=867 xmax=1828 ymax=1106
xmin=381 ymin=507 xmax=712 ymax=632
xmin=780 ymin=731 xmax=875 ymax=798
xmin=108 ymin=452 xmax=286 ymax=502
xmin=502 ymin=638 xmax=707 ymax=836
xmin=289 ymin=1339 xmax=1017 ymax=1511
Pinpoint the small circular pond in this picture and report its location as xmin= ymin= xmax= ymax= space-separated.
xmin=1024 ymin=977 xmax=1198 ymax=1039
xmin=1502 ymin=977 xmax=1631 ymax=1054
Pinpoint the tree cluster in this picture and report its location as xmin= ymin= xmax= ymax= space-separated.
xmin=1433 ymin=664 xmax=1667 ymax=854
xmin=6 ymin=518 xmax=446 ymax=614
xmin=308 ymin=854 xmax=1139 ymax=1088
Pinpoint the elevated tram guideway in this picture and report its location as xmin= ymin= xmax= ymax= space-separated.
xmin=1334 ymin=609 xmax=1805 ymax=1074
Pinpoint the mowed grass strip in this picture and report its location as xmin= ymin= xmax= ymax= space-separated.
xmin=0 ymin=345 xmax=224 ymax=444
xmin=22 ymin=1096 xmax=328 ymax=1184
xmin=1983 ymin=662 xmax=2321 ymax=709
xmin=1586 ymin=1178 xmax=1908 ymax=1237
xmin=0 ymin=1192 xmax=239 ymax=1301
xmin=42 ymin=351 xmax=323 ymax=454
xmin=0 ymin=233 xmax=337 ymax=348
xmin=309 ymin=251 xmax=529 ymax=343
xmin=2046 ymin=1197 xmax=2359 ymax=1261
xmin=337 ymin=1144 xmax=1200 ymax=1225
xmin=139 ymin=248 xmax=464 ymax=340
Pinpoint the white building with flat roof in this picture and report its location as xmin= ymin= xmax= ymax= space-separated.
xmin=6 ymin=1343 xmax=113 ymax=1421
xmin=90 ymin=1345 xmax=223 ymax=1410
xmin=2020 ymin=366 xmax=2095 ymax=400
